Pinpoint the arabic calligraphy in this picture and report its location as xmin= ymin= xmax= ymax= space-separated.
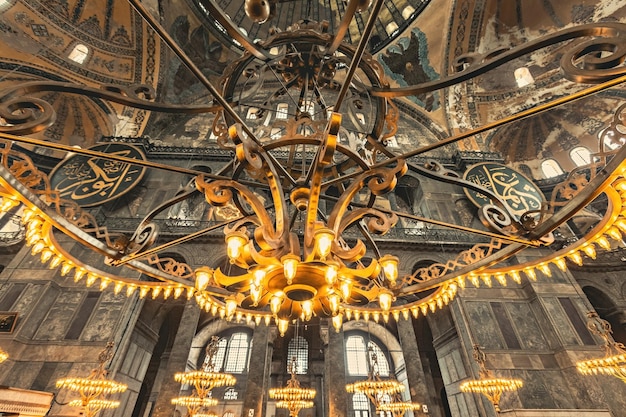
xmin=464 ymin=163 xmax=544 ymax=219
xmin=50 ymin=143 xmax=147 ymax=207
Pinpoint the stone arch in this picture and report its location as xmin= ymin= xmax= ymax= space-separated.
xmin=582 ymin=285 xmax=626 ymax=344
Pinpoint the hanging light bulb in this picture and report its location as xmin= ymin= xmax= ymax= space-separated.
xmin=302 ymin=300 xmax=313 ymax=321
xmin=253 ymin=267 xmax=266 ymax=286
xmin=250 ymin=283 xmax=262 ymax=306
xmin=325 ymin=264 xmax=338 ymax=285
xmin=226 ymin=232 xmax=248 ymax=261
xmin=332 ymin=314 xmax=343 ymax=332
xmin=277 ymin=318 xmax=289 ymax=337
xmin=378 ymin=290 xmax=394 ymax=312
xmin=340 ymin=280 xmax=351 ymax=300
xmin=379 ymin=255 xmax=399 ymax=285
xmin=195 ymin=267 xmax=213 ymax=292
xmin=314 ymin=228 xmax=334 ymax=259
xmin=328 ymin=292 xmax=340 ymax=315
xmin=270 ymin=294 xmax=284 ymax=315
xmin=282 ymin=255 xmax=299 ymax=284
xmin=225 ymin=297 xmax=238 ymax=319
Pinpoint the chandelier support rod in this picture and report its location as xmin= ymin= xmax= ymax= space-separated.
xmin=325 ymin=0 xmax=361 ymax=56
xmin=0 ymin=133 xmax=233 ymax=180
xmin=391 ymin=211 xmax=540 ymax=246
xmin=129 ymin=0 xmax=298 ymax=187
xmin=333 ymin=0 xmax=385 ymax=112
xmin=323 ymin=74 xmax=626 ymax=188
xmin=114 ymin=216 xmax=251 ymax=265
xmin=127 ymin=0 xmax=255 ymax=139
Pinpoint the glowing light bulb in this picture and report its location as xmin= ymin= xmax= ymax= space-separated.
xmin=226 ymin=233 xmax=248 ymax=261
xmin=253 ymin=268 xmax=266 ymax=286
xmin=328 ymin=293 xmax=340 ymax=315
xmin=582 ymin=244 xmax=597 ymax=259
xmin=225 ymin=298 xmax=237 ymax=319
xmin=332 ymin=314 xmax=343 ymax=332
xmin=302 ymin=300 xmax=313 ymax=321
xmin=270 ymin=295 xmax=283 ymax=315
xmin=282 ymin=256 xmax=298 ymax=284
xmin=314 ymin=228 xmax=334 ymax=259
xmin=277 ymin=319 xmax=289 ymax=337
xmin=380 ymin=255 xmax=399 ymax=284
xmin=195 ymin=267 xmax=213 ymax=291
xmin=250 ymin=284 xmax=261 ymax=306
xmin=340 ymin=281 xmax=351 ymax=300
xmin=378 ymin=290 xmax=393 ymax=312
xmin=325 ymin=264 xmax=338 ymax=285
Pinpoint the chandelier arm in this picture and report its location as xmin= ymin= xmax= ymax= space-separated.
xmin=304 ymin=113 xmax=340 ymax=247
xmin=334 ymin=0 xmax=385 ymax=112
xmin=127 ymin=0 xmax=264 ymax=147
xmin=0 ymin=133 xmax=231 ymax=180
xmin=399 ymin=243 xmax=526 ymax=294
xmin=369 ymin=22 xmax=626 ymax=97
xmin=355 ymin=220 xmax=382 ymax=259
xmin=114 ymin=218 xmax=249 ymax=266
xmin=324 ymin=0 xmax=361 ymax=57
xmin=322 ymin=73 xmax=626 ymax=192
xmin=326 ymin=161 xmax=406 ymax=236
xmin=391 ymin=210 xmax=539 ymax=246
xmin=527 ymin=143 xmax=626 ymax=240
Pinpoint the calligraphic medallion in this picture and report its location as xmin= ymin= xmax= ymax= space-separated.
xmin=463 ymin=163 xmax=544 ymax=219
xmin=50 ymin=143 xmax=146 ymax=207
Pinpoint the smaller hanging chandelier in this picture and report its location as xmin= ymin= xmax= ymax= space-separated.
xmin=345 ymin=348 xmax=405 ymax=410
xmin=56 ymin=342 xmax=128 ymax=417
xmin=172 ymin=336 xmax=236 ymax=415
xmin=0 ymin=347 xmax=8 ymax=363
xmin=577 ymin=311 xmax=626 ymax=383
xmin=377 ymin=399 xmax=422 ymax=417
xmin=269 ymin=357 xmax=316 ymax=417
xmin=460 ymin=345 xmax=523 ymax=413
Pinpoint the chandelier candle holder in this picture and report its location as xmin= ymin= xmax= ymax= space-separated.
xmin=172 ymin=336 xmax=236 ymax=415
xmin=460 ymin=345 xmax=523 ymax=413
xmin=577 ymin=311 xmax=626 ymax=383
xmin=345 ymin=349 xmax=405 ymax=410
xmin=0 ymin=347 xmax=8 ymax=363
xmin=55 ymin=342 xmax=128 ymax=417
xmin=269 ymin=357 xmax=316 ymax=417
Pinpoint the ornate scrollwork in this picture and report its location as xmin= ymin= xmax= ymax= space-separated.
xmin=0 ymin=97 xmax=56 ymax=135
xmin=371 ymin=22 xmax=626 ymax=97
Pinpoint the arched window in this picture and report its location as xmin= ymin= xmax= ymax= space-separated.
xmin=68 ymin=43 xmax=90 ymax=64
xmin=276 ymin=103 xmax=289 ymax=119
xmin=210 ymin=332 xmax=251 ymax=373
xmin=385 ymin=22 xmax=399 ymax=36
xmin=541 ymin=159 xmax=564 ymax=178
xmin=352 ymin=392 xmax=371 ymax=417
xmin=224 ymin=387 xmax=238 ymax=400
xmin=402 ymin=5 xmax=415 ymax=19
xmin=570 ymin=146 xmax=592 ymax=166
xmin=287 ymin=336 xmax=308 ymax=374
xmin=345 ymin=334 xmax=390 ymax=377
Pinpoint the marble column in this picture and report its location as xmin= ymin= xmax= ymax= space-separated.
xmin=323 ymin=324 xmax=348 ymax=417
xmin=151 ymin=300 xmax=201 ymax=417
xmin=397 ymin=318 xmax=438 ymax=417
xmin=241 ymin=324 xmax=274 ymax=417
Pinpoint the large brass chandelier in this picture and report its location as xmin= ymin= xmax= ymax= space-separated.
xmin=0 ymin=0 xmax=624 ymax=337
xmin=55 ymin=342 xmax=128 ymax=417
xmin=577 ymin=311 xmax=626 ymax=383
xmin=269 ymin=357 xmax=316 ymax=417
xmin=192 ymin=116 xmax=405 ymax=334
xmin=460 ymin=345 xmax=523 ymax=413
xmin=172 ymin=336 xmax=236 ymax=415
